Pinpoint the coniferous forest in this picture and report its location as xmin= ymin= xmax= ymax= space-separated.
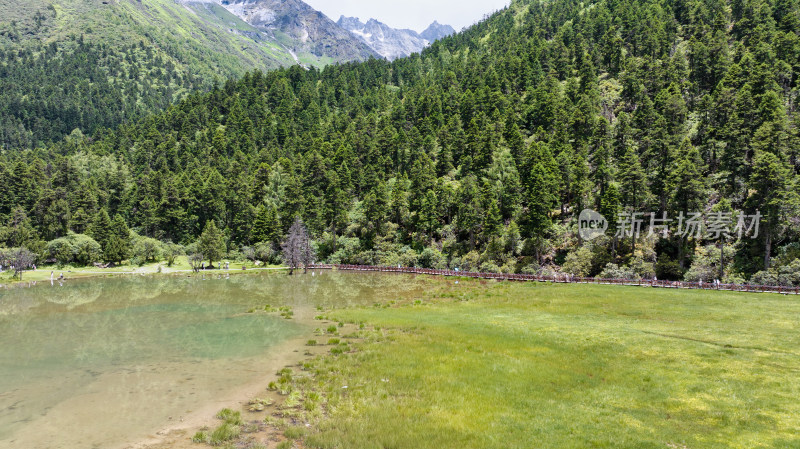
xmin=1 ymin=0 xmax=800 ymax=284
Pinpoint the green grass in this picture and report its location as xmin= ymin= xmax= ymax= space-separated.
xmin=296 ymin=281 xmax=800 ymax=448
xmin=0 ymin=256 xmax=285 ymax=284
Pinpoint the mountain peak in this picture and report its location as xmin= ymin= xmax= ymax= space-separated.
xmin=420 ymin=21 xmax=455 ymax=41
xmin=337 ymin=16 xmax=429 ymax=60
xmin=338 ymin=15 xmax=365 ymax=28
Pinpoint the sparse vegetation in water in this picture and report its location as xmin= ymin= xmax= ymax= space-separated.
xmin=326 ymin=325 xmax=338 ymax=334
xmin=248 ymin=397 xmax=273 ymax=412
xmin=281 ymin=390 xmax=302 ymax=409
xmin=192 ymin=430 xmax=208 ymax=443
xmin=326 ymin=338 xmax=340 ymax=345
xmin=264 ymin=415 xmax=286 ymax=429
xmin=276 ymin=440 xmax=295 ymax=449
xmin=243 ymin=422 xmax=260 ymax=433
xmin=314 ymin=315 xmax=325 ymax=320
xmin=306 ymin=339 xmax=317 ymax=346
xmin=209 ymin=422 xmax=240 ymax=445
xmin=278 ymin=306 xmax=294 ymax=319
xmin=215 ymin=408 xmax=242 ymax=425
xmin=275 ymin=368 xmax=294 ymax=395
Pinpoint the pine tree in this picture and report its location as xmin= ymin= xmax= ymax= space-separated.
xmin=484 ymin=198 xmax=502 ymax=239
xmin=599 ymin=183 xmax=622 ymax=237
xmin=457 ymin=175 xmax=482 ymax=250
xmin=522 ymin=142 xmax=559 ymax=257
xmin=669 ymin=139 xmax=707 ymax=268
xmin=1 ymin=207 xmax=41 ymax=251
xmin=252 ymin=203 xmax=280 ymax=245
xmin=89 ymin=208 xmax=113 ymax=260
xmin=105 ymin=214 xmax=131 ymax=264
xmin=198 ymin=219 xmax=226 ymax=267
xmin=618 ymin=145 xmax=648 ymax=210
xmin=747 ymin=151 xmax=798 ymax=269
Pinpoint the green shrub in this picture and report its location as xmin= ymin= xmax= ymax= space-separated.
xmin=599 ymin=263 xmax=640 ymax=280
xmin=46 ymin=233 xmax=102 ymax=266
xmin=561 ymin=246 xmax=593 ymax=277
xmin=131 ymin=233 xmax=165 ymax=263
xmin=418 ymin=246 xmax=446 ymax=269
xmin=163 ymin=242 xmax=185 ymax=267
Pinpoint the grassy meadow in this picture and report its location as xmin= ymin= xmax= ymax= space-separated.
xmin=280 ymin=279 xmax=800 ymax=449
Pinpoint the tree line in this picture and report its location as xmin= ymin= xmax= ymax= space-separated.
xmin=1 ymin=0 xmax=799 ymax=285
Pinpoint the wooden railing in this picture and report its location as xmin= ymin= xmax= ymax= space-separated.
xmin=308 ymin=264 xmax=800 ymax=296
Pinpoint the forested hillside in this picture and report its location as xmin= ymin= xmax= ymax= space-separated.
xmin=0 ymin=37 xmax=202 ymax=149
xmin=0 ymin=0 xmax=376 ymax=148
xmin=2 ymin=0 xmax=800 ymax=283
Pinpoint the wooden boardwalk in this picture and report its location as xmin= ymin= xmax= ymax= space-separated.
xmin=310 ymin=264 xmax=800 ymax=296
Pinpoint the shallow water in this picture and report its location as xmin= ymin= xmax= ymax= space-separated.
xmin=0 ymin=270 xmax=426 ymax=448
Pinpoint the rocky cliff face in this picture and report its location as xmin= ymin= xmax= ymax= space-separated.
xmin=219 ymin=0 xmax=378 ymax=63
xmin=337 ymin=16 xmax=428 ymax=61
xmin=337 ymin=17 xmax=454 ymax=61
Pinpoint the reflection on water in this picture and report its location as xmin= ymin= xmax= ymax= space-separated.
xmin=0 ymin=271 xmax=428 ymax=449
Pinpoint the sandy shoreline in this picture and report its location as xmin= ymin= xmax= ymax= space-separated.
xmin=122 ymin=336 xmax=313 ymax=449
xmin=121 ymin=310 xmax=334 ymax=449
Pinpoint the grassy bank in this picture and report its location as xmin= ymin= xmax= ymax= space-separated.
xmin=266 ymin=280 xmax=800 ymax=449
xmin=0 ymin=257 xmax=285 ymax=285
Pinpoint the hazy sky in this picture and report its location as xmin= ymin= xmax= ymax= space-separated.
xmin=304 ymin=0 xmax=511 ymax=33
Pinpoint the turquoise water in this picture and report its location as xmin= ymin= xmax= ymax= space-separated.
xmin=0 ymin=271 xmax=427 ymax=448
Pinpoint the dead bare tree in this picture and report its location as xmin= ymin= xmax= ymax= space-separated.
xmin=281 ymin=217 xmax=315 ymax=274
xmin=188 ymin=253 xmax=204 ymax=273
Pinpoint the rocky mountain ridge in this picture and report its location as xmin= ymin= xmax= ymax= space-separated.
xmin=337 ymin=16 xmax=455 ymax=60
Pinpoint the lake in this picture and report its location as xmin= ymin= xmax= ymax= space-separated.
xmin=0 ymin=270 xmax=427 ymax=448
